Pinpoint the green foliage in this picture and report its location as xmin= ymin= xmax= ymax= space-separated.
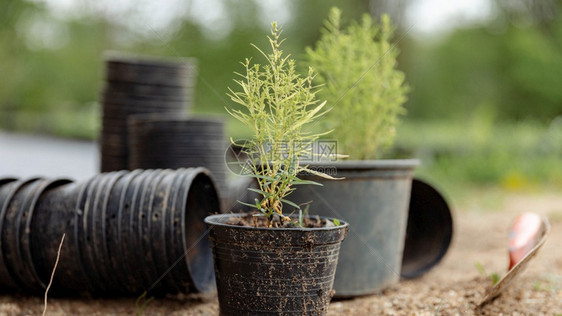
xmin=227 ymin=23 xmax=333 ymax=227
xmin=0 ymin=0 xmax=369 ymax=139
xmin=489 ymin=273 xmax=501 ymax=286
xmin=395 ymin=118 xmax=562 ymax=195
xmin=405 ymin=11 xmax=562 ymax=122
xmin=0 ymin=2 xmax=105 ymax=139
xmin=135 ymin=291 xmax=154 ymax=316
xmin=306 ymin=7 xmax=409 ymax=160
xmin=474 ymin=261 xmax=486 ymax=276
xmin=474 ymin=262 xmax=500 ymax=286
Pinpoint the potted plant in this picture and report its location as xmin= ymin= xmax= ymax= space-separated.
xmin=204 ymin=23 xmax=348 ymax=315
xmin=288 ymin=7 xmax=419 ymax=297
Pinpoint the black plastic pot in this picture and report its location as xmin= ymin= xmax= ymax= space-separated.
xmin=127 ymin=115 xmax=228 ymax=207
xmin=100 ymin=52 xmax=197 ymax=172
xmin=104 ymin=52 xmax=197 ymax=87
xmin=288 ymin=160 xmax=418 ymax=297
xmin=103 ymin=82 xmax=189 ymax=99
xmin=0 ymin=177 xmax=72 ymax=293
xmin=401 ymin=178 xmax=453 ymax=279
xmin=0 ymin=168 xmax=220 ymax=296
xmin=205 ymin=213 xmax=348 ymax=315
xmin=0 ymin=178 xmax=29 ymax=291
xmin=219 ymin=176 xmax=259 ymax=213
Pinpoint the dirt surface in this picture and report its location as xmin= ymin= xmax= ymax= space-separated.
xmin=1 ymin=191 xmax=561 ymax=315
xmin=224 ymin=212 xmax=337 ymax=228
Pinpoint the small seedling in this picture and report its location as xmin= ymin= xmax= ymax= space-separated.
xmin=297 ymin=205 xmax=309 ymax=228
xmin=474 ymin=261 xmax=500 ymax=286
xmin=135 ymin=291 xmax=154 ymax=316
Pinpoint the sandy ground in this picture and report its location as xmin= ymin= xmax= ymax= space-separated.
xmin=0 ymin=191 xmax=560 ymax=315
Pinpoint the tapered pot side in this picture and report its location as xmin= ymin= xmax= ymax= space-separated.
xmin=289 ymin=159 xmax=419 ymax=297
xmin=205 ymin=213 xmax=348 ymax=316
xmin=401 ymin=178 xmax=453 ymax=279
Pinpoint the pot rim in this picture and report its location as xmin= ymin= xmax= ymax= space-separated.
xmin=303 ymin=159 xmax=420 ymax=170
xmin=104 ymin=51 xmax=198 ymax=67
xmin=204 ymin=213 xmax=348 ymax=232
xmin=127 ymin=113 xmax=226 ymax=125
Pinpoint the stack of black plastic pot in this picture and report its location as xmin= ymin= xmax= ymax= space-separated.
xmin=100 ymin=52 xmax=197 ymax=172
xmin=0 ymin=169 xmax=219 ymax=296
xmin=127 ymin=115 xmax=229 ymax=207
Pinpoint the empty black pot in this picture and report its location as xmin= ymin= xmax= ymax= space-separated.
xmin=0 ymin=168 xmax=220 ymax=297
xmin=401 ymin=178 xmax=453 ymax=279
xmin=0 ymin=177 xmax=72 ymax=294
xmin=0 ymin=177 xmax=31 ymax=291
xmin=205 ymin=213 xmax=348 ymax=316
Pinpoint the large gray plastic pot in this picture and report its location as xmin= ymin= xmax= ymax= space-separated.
xmin=289 ymin=159 xmax=418 ymax=297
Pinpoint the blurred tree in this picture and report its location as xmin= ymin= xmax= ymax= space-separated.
xmin=0 ymin=0 xmax=110 ymax=135
xmin=0 ymin=0 xmax=40 ymax=129
xmin=129 ymin=0 xmax=374 ymax=115
xmin=4 ymin=0 xmax=562 ymax=138
xmin=0 ymin=0 xmax=375 ymax=138
xmin=493 ymin=0 xmax=559 ymax=31
xmin=405 ymin=0 xmax=562 ymax=121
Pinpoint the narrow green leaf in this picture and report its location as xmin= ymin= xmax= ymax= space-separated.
xmin=247 ymin=187 xmax=273 ymax=197
xmin=252 ymin=174 xmax=278 ymax=182
xmin=236 ymin=200 xmax=260 ymax=209
xmin=281 ymin=198 xmax=301 ymax=210
xmin=290 ymin=178 xmax=323 ymax=186
xmin=303 ymin=167 xmax=344 ymax=180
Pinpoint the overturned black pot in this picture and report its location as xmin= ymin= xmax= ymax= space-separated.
xmin=0 ymin=168 xmax=220 ymax=296
xmin=401 ymin=178 xmax=453 ymax=279
xmin=205 ymin=213 xmax=348 ymax=315
xmin=0 ymin=177 xmax=72 ymax=293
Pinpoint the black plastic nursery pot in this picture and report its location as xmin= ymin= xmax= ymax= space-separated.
xmin=104 ymin=52 xmax=197 ymax=87
xmin=401 ymin=178 xmax=453 ymax=279
xmin=100 ymin=52 xmax=197 ymax=172
xmin=0 ymin=177 xmax=72 ymax=293
xmin=205 ymin=213 xmax=348 ymax=316
xmin=0 ymin=168 xmax=220 ymax=296
xmin=288 ymin=160 xmax=418 ymax=297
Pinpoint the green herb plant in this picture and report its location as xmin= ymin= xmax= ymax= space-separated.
xmin=227 ymin=22 xmax=336 ymax=228
xmin=306 ymin=7 xmax=409 ymax=160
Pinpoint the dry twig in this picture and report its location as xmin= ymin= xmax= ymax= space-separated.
xmin=43 ymin=233 xmax=66 ymax=316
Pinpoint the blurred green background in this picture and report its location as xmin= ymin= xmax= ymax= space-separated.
xmin=1 ymin=0 xmax=561 ymax=193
